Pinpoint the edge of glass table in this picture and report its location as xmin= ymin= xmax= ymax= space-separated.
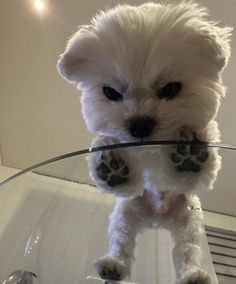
xmin=1 ymin=140 xmax=235 ymax=187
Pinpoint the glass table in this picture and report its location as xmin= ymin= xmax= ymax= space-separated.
xmin=0 ymin=142 xmax=235 ymax=284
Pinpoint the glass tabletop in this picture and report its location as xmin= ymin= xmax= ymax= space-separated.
xmin=0 ymin=142 xmax=235 ymax=284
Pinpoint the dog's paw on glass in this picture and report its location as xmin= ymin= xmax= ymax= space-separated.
xmin=171 ymin=127 xmax=209 ymax=173
xmin=96 ymin=151 xmax=129 ymax=186
xmin=171 ymin=143 xmax=209 ymax=173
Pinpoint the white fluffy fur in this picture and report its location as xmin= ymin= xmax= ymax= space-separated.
xmin=58 ymin=1 xmax=232 ymax=283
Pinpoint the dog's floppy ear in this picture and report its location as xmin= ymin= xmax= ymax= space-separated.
xmin=57 ymin=26 xmax=98 ymax=84
xmin=176 ymin=1 xmax=233 ymax=73
xmin=198 ymin=23 xmax=233 ymax=72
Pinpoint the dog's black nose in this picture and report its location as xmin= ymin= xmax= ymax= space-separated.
xmin=126 ymin=116 xmax=156 ymax=139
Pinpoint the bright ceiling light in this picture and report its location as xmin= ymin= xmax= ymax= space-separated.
xmin=34 ymin=0 xmax=45 ymax=11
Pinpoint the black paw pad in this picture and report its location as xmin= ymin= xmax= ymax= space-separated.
xmin=96 ymin=152 xmax=129 ymax=187
xmin=99 ymin=268 xmax=122 ymax=281
xmin=171 ymin=141 xmax=209 ymax=173
xmin=176 ymin=158 xmax=201 ymax=173
xmin=107 ymin=175 xmax=128 ymax=187
xmin=187 ymin=280 xmax=205 ymax=284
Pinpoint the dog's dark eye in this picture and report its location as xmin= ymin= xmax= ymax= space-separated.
xmin=158 ymin=82 xmax=182 ymax=100
xmin=102 ymin=86 xmax=123 ymax=101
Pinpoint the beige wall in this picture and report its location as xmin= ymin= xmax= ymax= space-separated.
xmin=0 ymin=0 xmax=149 ymax=170
xmin=0 ymin=0 xmax=236 ymax=216
xmin=0 ymin=0 xmax=235 ymax=170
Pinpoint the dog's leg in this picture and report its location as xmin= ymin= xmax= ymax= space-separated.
xmin=95 ymin=197 xmax=145 ymax=282
xmin=166 ymin=195 xmax=211 ymax=284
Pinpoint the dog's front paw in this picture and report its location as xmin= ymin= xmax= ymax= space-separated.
xmin=177 ymin=267 xmax=211 ymax=284
xmin=171 ymin=127 xmax=209 ymax=173
xmin=96 ymin=151 xmax=129 ymax=187
xmin=88 ymin=135 xmax=143 ymax=197
xmin=94 ymin=256 xmax=128 ymax=282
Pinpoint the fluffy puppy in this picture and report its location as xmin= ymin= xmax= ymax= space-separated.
xmin=58 ymin=1 xmax=232 ymax=283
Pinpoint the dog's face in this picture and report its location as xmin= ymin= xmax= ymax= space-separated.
xmin=58 ymin=2 xmax=232 ymax=142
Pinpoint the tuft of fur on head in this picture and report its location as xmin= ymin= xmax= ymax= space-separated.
xmin=58 ymin=1 xmax=232 ymax=142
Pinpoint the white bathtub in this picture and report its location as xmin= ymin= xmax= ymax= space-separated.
xmin=0 ymin=171 xmax=217 ymax=284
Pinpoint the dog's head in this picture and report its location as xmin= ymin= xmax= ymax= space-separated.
xmin=58 ymin=1 xmax=232 ymax=142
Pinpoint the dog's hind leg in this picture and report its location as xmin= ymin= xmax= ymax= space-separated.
xmin=94 ymin=196 xmax=147 ymax=282
xmin=165 ymin=195 xmax=211 ymax=284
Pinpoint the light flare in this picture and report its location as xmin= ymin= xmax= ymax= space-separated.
xmin=34 ymin=0 xmax=45 ymax=11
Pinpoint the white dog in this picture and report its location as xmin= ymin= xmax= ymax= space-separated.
xmin=58 ymin=1 xmax=232 ymax=283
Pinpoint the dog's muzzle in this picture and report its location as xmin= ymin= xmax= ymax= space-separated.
xmin=126 ymin=116 xmax=156 ymax=139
